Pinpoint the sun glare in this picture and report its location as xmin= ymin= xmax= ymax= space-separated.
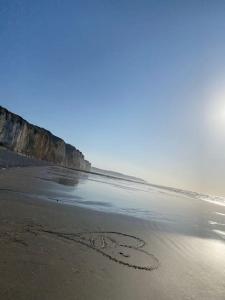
xmin=207 ymin=85 xmax=225 ymax=138
xmin=213 ymin=104 xmax=225 ymax=126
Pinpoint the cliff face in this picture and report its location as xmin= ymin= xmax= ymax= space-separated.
xmin=0 ymin=106 xmax=91 ymax=171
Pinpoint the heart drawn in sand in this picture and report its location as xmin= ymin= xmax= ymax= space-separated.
xmin=35 ymin=228 xmax=159 ymax=271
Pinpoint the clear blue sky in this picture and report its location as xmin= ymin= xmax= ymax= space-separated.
xmin=1 ymin=0 xmax=225 ymax=195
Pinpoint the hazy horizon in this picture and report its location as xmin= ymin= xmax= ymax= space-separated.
xmin=1 ymin=1 xmax=225 ymax=196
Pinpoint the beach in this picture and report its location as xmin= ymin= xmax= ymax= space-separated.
xmin=0 ymin=158 xmax=225 ymax=299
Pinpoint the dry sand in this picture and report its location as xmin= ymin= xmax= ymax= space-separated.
xmin=0 ymin=164 xmax=225 ymax=300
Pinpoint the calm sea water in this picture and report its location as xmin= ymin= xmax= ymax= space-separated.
xmin=46 ymin=167 xmax=225 ymax=242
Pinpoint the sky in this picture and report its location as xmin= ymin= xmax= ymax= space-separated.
xmin=1 ymin=0 xmax=225 ymax=195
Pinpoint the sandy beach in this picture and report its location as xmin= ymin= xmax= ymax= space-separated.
xmin=0 ymin=159 xmax=225 ymax=299
xmin=2 ymin=1 xmax=225 ymax=299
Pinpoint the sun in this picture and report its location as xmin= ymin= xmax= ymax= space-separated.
xmin=213 ymin=103 xmax=225 ymax=125
xmin=206 ymin=83 xmax=225 ymax=138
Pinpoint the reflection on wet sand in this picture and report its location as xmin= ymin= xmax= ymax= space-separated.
xmin=31 ymin=166 xmax=225 ymax=242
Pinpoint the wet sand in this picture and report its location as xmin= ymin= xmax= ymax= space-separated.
xmin=0 ymin=165 xmax=225 ymax=299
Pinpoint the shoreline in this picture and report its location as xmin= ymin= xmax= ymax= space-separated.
xmin=0 ymin=165 xmax=225 ymax=299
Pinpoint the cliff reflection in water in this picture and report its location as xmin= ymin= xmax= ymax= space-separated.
xmin=37 ymin=166 xmax=89 ymax=187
